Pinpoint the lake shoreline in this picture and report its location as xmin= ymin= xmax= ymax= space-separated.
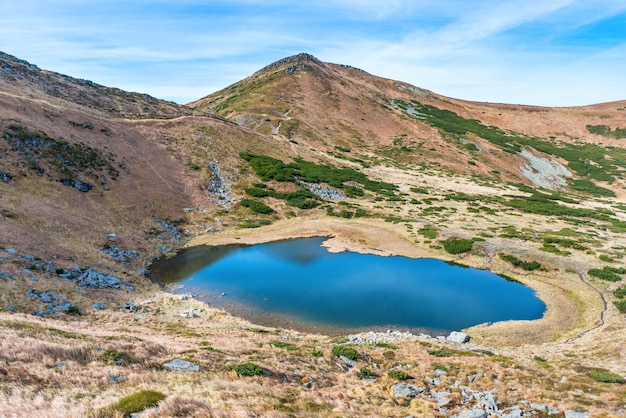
xmin=187 ymin=216 xmax=603 ymax=349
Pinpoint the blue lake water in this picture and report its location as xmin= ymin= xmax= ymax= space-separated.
xmin=151 ymin=237 xmax=545 ymax=335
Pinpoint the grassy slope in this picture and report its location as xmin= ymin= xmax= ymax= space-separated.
xmin=0 ymin=52 xmax=625 ymax=416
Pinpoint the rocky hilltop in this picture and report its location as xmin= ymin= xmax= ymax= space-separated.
xmin=0 ymin=51 xmax=625 ymax=417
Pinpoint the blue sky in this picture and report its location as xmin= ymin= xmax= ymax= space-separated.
xmin=1 ymin=0 xmax=625 ymax=106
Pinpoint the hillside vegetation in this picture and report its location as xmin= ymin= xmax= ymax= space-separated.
xmin=0 ymin=51 xmax=625 ymax=417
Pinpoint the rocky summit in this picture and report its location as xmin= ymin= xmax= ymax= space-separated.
xmin=0 ymin=51 xmax=625 ymax=417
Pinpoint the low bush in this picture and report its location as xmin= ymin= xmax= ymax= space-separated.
xmin=587 ymin=267 xmax=625 ymax=282
xmin=589 ymin=369 xmax=624 ymax=383
xmin=101 ymin=349 xmax=123 ymax=365
xmin=331 ymin=345 xmax=360 ymax=361
xmin=357 ymin=367 xmax=377 ymax=379
xmin=270 ymin=341 xmax=297 ymax=350
xmin=387 ymin=369 xmax=413 ymax=380
xmin=499 ymin=254 xmax=541 ymax=271
xmin=105 ymin=390 xmax=166 ymax=416
xmin=615 ymin=300 xmax=626 ymax=314
xmin=427 ymin=349 xmax=452 ymax=357
xmin=442 ymin=238 xmax=474 ymax=254
xmin=613 ymin=286 xmax=626 ymax=299
xmin=234 ymin=362 xmax=264 ymax=377
xmin=240 ymin=199 xmax=273 ymax=214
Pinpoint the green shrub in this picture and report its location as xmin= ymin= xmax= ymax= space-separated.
xmin=240 ymin=199 xmax=274 ymax=214
xmin=442 ymin=238 xmax=474 ymax=254
xmin=427 ymin=349 xmax=452 ymax=357
xmin=374 ymin=342 xmax=398 ymax=350
xmin=234 ymin=362 xmax=264 ymax=377
xmin=106 ymin=390 xmax=165 ymax=415
xmin=599 ymin=254 xmax=614 ymax=263
xmin=67 ymin=305 xmax=81 ymax=315
xmin=331 ymin=345 xmax=360 ymax=361
xmin=387 ymin=369 xmax=413 ymax=380
xmin=589 ymin=369 xmax=624 ymax=383
xmin=587 ymin=267 xmax=625 ymax=282
xmin=357 ymin=367 xmax=377 ymax=379
xmin=615 ymin=300 xmax=626 ymax=313
xmin=613 ymin=286 xmax=626 ymax=299
xmin=499 ymin=254 xmax=541 ymax=271
xmin=270 ymin=341 xmax=297 ymax=350
xmin=101 ymin=349 xmax=123 ymax=364
xmin=418 ymin=226 xmax=438 ymax=239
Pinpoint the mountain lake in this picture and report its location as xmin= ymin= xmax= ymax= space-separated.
xmin=150 ymin=237 xmax=545 ymax=336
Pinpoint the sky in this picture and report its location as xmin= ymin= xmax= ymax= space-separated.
xmin=1 ymin=0 xmax=625 ymax=106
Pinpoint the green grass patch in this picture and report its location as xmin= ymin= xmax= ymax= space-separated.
xmin=270 ymin=340 xmax=298 ymax=350
xmin=387 ymin=369 xmax=413 ymax=380
xmin=331 ymin=345 xmax=361 ymax=361
xmin=427 ymin=348 xmax=452 ymax=357
xmin=234 ymin=362 xmax=264 ymax=377
xmin=105 ymin=390 xmax=165 ymax=416
xmin=499 ymin=254 xmax=541 ymax=271
xmin=587 ymin=266 xmax=626 ymax=282
xmin=357 ymin=367 xmax=378 ymax=379
xmin=589 ymin=369 xmax=624 ymax=383
xmin=442 ymin=237 xmax=474 ymax=254
xmin=240 ymin=199 xmax=274 ymax=214
xmin=240 ymin=152 xmax=397 ymax=194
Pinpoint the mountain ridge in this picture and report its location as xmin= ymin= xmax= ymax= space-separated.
xmin=0 ymin=50 xmax=625 ymax=417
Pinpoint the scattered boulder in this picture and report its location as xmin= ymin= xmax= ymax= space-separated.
xmin=447 ymin=331 xmax=470 ymax=344
xmin=0 ymin=172 xmax=13 ymax=183
xmin=75 ymin=269 xmax=122 ymax=289
xmin=564 ymin=411 xmax=590 ymax=418
xmin=120 ymin=301 xmax=138 ymax=313
xmin=390 ymin=383 xmax=425 ymax=398
xmin=163 ymin=358 xmax=200 ymax=372
xmin=92 ymin=302 xmax=106 ymax=310
xmin=452 ymin=410 xmax=487 ymax=418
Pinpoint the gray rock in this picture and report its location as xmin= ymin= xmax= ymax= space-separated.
xmin=451 ymin=410 xmax=487 ymax=418
xmin=499 ymin=406 xmax=524 ymax=418
xmin=163 ymin=358 xmax=200 ymax=372
xmin=6 ymin=248 xmax=17 ymax=255
xmin=0 ymin=172 xmax=13 ymax=183
xmin=530 ymin=403 xmax=549 ymax=412
xmin=391 ymin=383 xmax=425 ymax=398
xmin=339 ymin=355 xmax=356 ymax=368
xmin=92 ymin=302 xmax=106 ymax=310
xmin=467 ymin=374 xmax=480 ymax=383
xmin=75 ymin=269 xmax=122 ymax=289
xmin=477 ymin=391 xmax=498 ymax=412
xmin=5 ymin=306 xmax=16 ymax=312
xmin=108 ymin=233 xmax=116 ymax=242
xmin=447 ymin=331 xmax=470 ymax=343
xmin=108 ymin=374 xmax=123 ymax=383
xmin=564 ymin=411 xmax=590 ymax=418
xmin=120 ymin=301 xmax=138 ymax=313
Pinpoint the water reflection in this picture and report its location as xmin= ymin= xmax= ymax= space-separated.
xmin=150 ymin=237 xmax=545 ymax=335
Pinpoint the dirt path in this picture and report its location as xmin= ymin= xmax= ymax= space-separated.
xmin=565 ymin=270 xmax=607 ymax=342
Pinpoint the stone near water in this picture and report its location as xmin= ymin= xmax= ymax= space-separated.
xmin=447 ymin=331 xmax=470 ymax=343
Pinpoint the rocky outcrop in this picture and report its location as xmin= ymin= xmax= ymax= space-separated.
xmin=205 ymin=161 xmax=234 ymax=207
xmin=0 ymin=51 xmax=193 ymax=119
xmin=390 ymin=383 xmax=425 ymax=398
xmin=254 ymin=53 xmax=322 ymax=75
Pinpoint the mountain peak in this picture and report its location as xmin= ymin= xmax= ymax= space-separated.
xmin=254 ymin=53 xmax=322 ymax=75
